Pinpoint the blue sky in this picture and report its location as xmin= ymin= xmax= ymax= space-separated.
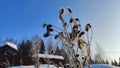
xmin=0 ymin=0 xmax=120 ymax=61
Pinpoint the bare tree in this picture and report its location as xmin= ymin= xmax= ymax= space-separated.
xmin=119 ymin=57 xmax=120 ymax=66
xmin=94 ymin=42 xmax=105 ymax=64
xmin=47 ymin=37 xmax=53 ymax=54
xmin=32 ymin=35 xmax=42 ymax=68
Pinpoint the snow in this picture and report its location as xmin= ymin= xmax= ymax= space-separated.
xmin=5 ymin=42 xmax=18 ymax=50
xmin=0 ymin=42 xmax=18 ymax=50
xmin=85 ymin=64 xmax=120 ymax=68
xmin=8 ymin=64 xmax=120 ymax=68
xmin=33 ymin=54 xmax=64 ymax=60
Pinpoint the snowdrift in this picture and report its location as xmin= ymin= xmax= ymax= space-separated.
xmin=85 ymin=64 xmax=120 ymax=68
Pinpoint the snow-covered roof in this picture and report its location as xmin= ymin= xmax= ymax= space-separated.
xmin=4 ymin=42 xmax=18 ymax=50
xmin=33 ymin=54 xmax=64 ymax=60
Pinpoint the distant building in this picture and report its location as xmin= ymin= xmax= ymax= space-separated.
xmin=8 ymin=54 xmax=65 ymax=68
xmin=0 ymin=42 xmax=18 ymax=55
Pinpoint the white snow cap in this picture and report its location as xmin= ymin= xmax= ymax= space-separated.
xmin=5 ymin=42 xmax=18 ymax=50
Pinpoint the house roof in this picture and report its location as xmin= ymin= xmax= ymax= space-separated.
xmin=4 ymin=42 xmax=18 ymax=50
xmin=33 ymin=54 xmax=64 ymax=60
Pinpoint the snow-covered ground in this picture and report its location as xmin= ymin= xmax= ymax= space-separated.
xmin=8 ymin=64 xmax=120 ymax=68
xmin=8 ymin=64 xmax=64 ymax=68
xmin=85 ymin=64 xmax=120 ymax=68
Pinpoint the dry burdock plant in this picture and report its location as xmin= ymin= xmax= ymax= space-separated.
xmin=43 ymin=7 xmax=93 ymax=68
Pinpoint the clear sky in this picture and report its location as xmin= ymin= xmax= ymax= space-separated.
xmin=0 ymin=0 xmax=120 ymax=62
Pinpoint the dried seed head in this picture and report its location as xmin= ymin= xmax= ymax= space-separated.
xmin=85 ymin=25 xmax=89 ymax=32
xmin=73 ymin=25 xmax=78 ymax=29
xmin=82 ymin=57 xmax=84 ymax=60
xmin=78 ymin=24 xmax=81 ymax=27
xmin=75 ymin=54 xmax=79 ymax=57
xmin=73 ymin=24 xmax=80 ymax=30
xmin=75 ymin=18 xmax=79 ymax=21
xmin=87 ymin=23 xmax=91 ymax=28
xmin=43 ymin=23 xmax=46 ymax=28
xmin=55 ymin=35 xmax=59 ymax=39
xmin=46 ymin=24 xmax=52 ymax=28
xmin=70 ymin=33 xmax=72 ymax=39
xmin=43 ymin=32 xmax=49 ymax=37
xmin=60 ymin=8 xmax=65 ymax=15
xmin=60 ymin=32 xmax=63 ymax=34
xmin=84 ymin=57 xmax=87 ymax=60
xmin=46 ymin=24 xmax=52 ymax=32
xmin=85 ymin=23 xmax=92 ymax=32
xmin=68 ymin=7 xmax=72 ymax=13
xmin=48 ymin=28 xmax=54 ymax=32
xmin=70 ymin=18 xmax=73 ymax=23
xmin=59 ymin=8 xmax=65 ymax=22
xmin=64 ymin=22 xmax=67 ymax=26
xmin=78 ymin=40 xmax=82 ymax=49
xmin=59 ymin=15 xmax=64 ymax=22
xmin=77 ymin=30 xmax=80 ymax=34
xmin=50 ymin=49 xmax=54 ymax=54
xmin=82 ymin=40 xmax=86 ymax=44
xmin=73 ymin=29 xmax=76 ymax=33
xmin=78 ymin=40 xmax=81 ymax=45
xmin=77 ymin=64 xmax=79 ymax=67
xmin=79 ymin=31 xmax=85 ymax=37
xmin=79 ymin=45 xmax=82 ymax=49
